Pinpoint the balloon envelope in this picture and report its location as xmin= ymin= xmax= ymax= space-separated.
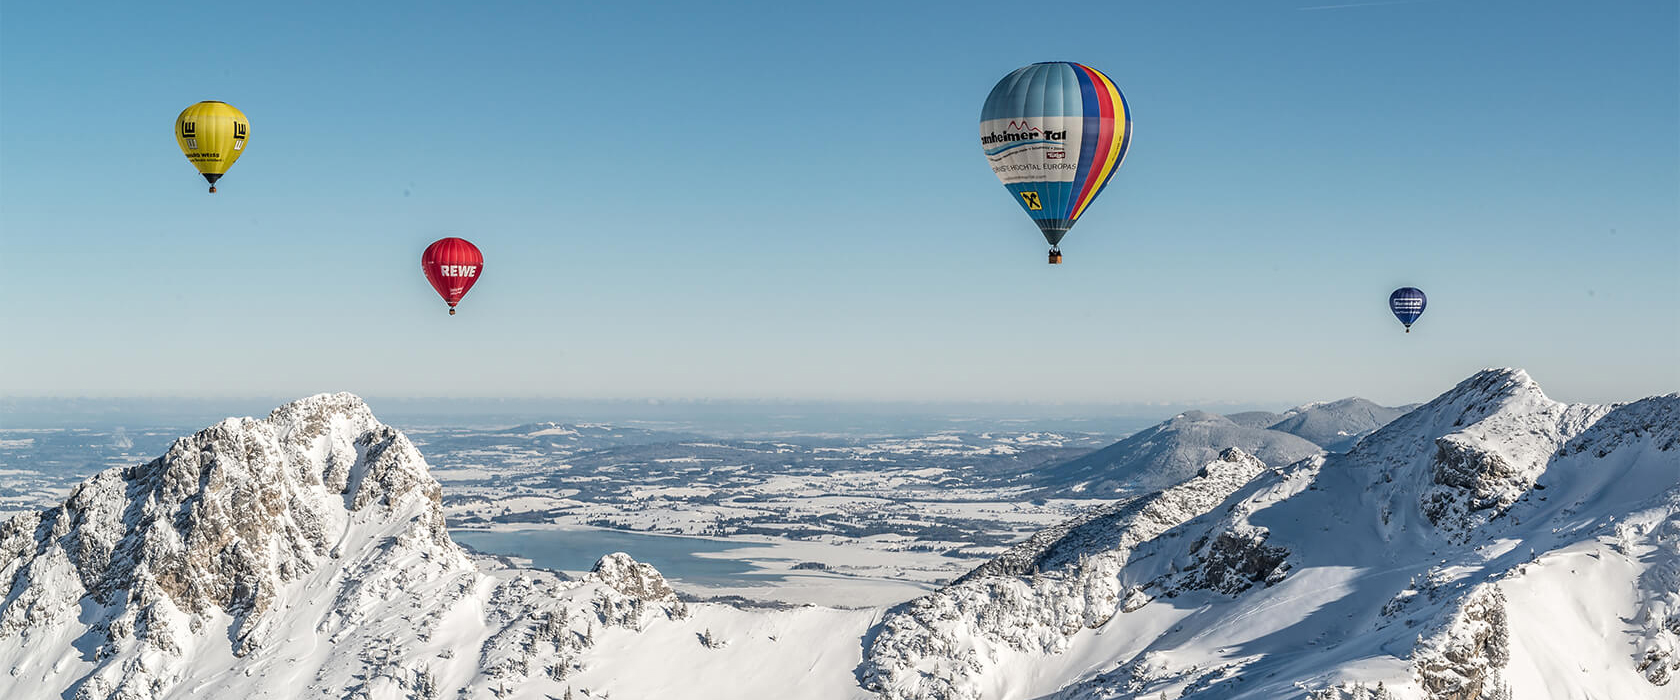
xmin=175 ymin=101 xmax=249 ymax=192
xmin=980 ymin=62 xmax=1132 ymax=246
xmin=422 ymin=238 xmax=484 ymax=313
xmin=1389 ymin=287 xmax=1427 ymax=328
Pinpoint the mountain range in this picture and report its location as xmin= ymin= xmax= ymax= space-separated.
xmin=1030 ymin=397 xmax=1418 ymax=497
xmin=861 ymin=370 xmax=1677 ymax=699
xmin=2 ymin=370 xmax=1674 ymax=699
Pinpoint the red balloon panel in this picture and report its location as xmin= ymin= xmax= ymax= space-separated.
xmin=421 ymin=237 xmax=484 ymax=309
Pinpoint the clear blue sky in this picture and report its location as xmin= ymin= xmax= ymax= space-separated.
xmin=1 ymin=0 xmax=1674 ymax=406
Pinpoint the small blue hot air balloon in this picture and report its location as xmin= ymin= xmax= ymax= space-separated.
xmin=1389 ymin=287 xmax=1427 ymax=332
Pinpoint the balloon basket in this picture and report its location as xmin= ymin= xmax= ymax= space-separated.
xmin=448 ymin=308 xmax=456 ymax=316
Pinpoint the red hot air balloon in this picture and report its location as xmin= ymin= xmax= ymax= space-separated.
xmin=421 ymin=237 xmax=484 ymax=315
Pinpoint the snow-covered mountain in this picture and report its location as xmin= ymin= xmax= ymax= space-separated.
xmin=861 ymin=369 xmax=1679 ymax=699
xmin=0 ymin=394 xmax=709 ymax=700
xmin=1223 ymin=411 xmax=1287 ymax=430
xmin=1031 ymin=410 xmax=1325 ymax=497
xmin=1030 ymin=396 xmax=1419 ymax=500
xmin=4 ymin=373 xmax=1675 ymax=700
xmin=1266 ymin=397 xmax=1420 ymax=452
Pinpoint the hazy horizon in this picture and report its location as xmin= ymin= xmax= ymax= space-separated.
xmin=2 ymin=365 xmax=1665 ymax=433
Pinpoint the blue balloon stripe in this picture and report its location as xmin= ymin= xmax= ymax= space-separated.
xmin=982 ymin=64 xmax=1082 ymax=120
xmin=1018 ymin=66 xmax=1044 ymax=124
xmin=1007 ymin=181 xmax=1075 ymax=221
xmin=1059 ymin=64 xmax=1080 ymax=116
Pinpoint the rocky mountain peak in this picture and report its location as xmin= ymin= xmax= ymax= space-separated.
xmin=0 ymin=393 xmax=468 ymax=696
xmin=1 ymin=394 xmax=701 ymax=700
xmin=1212 ymin=446 xmax=1255 ymax=468
xmin=1432 ymin=367 xmax=1547 ymax=417
xmin=591 ymin=552 xmax=676 ymax=601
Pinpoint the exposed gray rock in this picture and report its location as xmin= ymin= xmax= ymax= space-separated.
xmin=1414 ymin=584 xmax=1511 ymax=700
xmin=0 ymin=394 xmax=682 ymax=700
xmin=590 ymin=551 xmax=676 ymax=602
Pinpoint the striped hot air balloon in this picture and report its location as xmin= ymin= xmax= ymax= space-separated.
xmin=980 ymin=62 xmax=1132 ymax=264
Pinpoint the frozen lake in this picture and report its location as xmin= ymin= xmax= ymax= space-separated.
xmin=451 ymin=527 xmax=787 ymax=586
xmin=450 ymin=525 xmax=953 ymax=607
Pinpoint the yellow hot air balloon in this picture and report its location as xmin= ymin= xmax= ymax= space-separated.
xmin=174 ymin=101 xmax=249 ymax=193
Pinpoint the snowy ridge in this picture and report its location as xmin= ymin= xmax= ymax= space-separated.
xmin=861 ymin=447 xmax=1274 ymax=699
xmin=959 ymin=447 xmax=1272 ymax=582
xmin=0 ymin=394 xmax=688 ymax=700
xmin=1029 ymin=396 xmax=1415 ymax=501
xmin=861 ymin=369 xmax=1680 ymax=699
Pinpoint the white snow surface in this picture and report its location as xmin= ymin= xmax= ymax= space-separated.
xmin=4 ymin=371 xmax=1677 ymax=700
xmin=859 ymin=369 xmax=1680 ymax=699
xmin=0 ymin=395 xmax=719 ymax=699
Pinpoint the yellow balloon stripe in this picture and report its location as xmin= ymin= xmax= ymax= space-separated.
xmin=1072 ymin=71 xmax=1127 ymax=222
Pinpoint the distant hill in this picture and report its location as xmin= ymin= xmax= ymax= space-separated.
xmin=1223 ymin=410 xmax=1285 ymax=429
xmin=1028 ymin=397 xmax=1418 ymax=499
xmin=1029 ymin=410 xmax=1324 ymax=497
xmin=1266 ymin=397 xmax=1421 ymax=451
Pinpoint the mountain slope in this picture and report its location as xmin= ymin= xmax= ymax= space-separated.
xmin=1265 ymin=397 xmax=1420 ymax=452
xmin=0 ymin=394 xmax=701 ymax=700
xmin=860 ymin=369 xmax=1680 ymax=699
xmin=1223 ymin=411 xmax=1286 ymax=430
xmin=1032 ymin=410 xmax=1323 ymax=497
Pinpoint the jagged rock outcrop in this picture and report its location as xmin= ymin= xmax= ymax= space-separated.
xmin=1414 ymin=584 xmax=1511 ymax=700
xmin=591 ymin=551 xmax=676 ymax=601
xmin=863 ymin=448 xmax=1275 ymax=700
xmin=964 ymin=448 xmax=1271 ymax=582
xmin=0 ymin=394 xmax=683 ymax=700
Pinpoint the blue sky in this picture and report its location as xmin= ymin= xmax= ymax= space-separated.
xmin=1 ymin=0 xmax=1674 ymax=406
